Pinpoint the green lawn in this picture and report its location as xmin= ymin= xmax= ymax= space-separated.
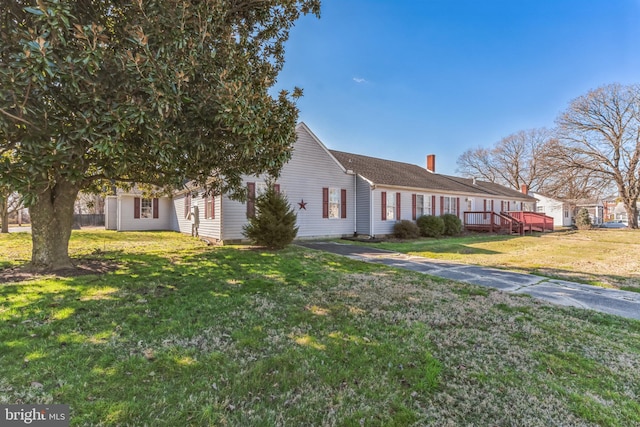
xmin=357 ymin=229 xmax=640 ymax=292
xmin=1 ymin=230 xmax=639 ymax=426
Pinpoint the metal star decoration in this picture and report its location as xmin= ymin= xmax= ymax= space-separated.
xmin=298 ymin=199 xmax=307 ymax=210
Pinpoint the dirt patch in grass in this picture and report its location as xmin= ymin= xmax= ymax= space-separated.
xmin=0 ymin=258 xmax=118 ymax=283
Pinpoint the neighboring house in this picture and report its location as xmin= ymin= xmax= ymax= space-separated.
xmin=105 ymin=189 xmax=173 ymax=232
xmin=532 ymin=193 xmax=604 ymax=226
xmin=602 ymin=195 xmax=619 ymax=221
xmin=531 ymin=193 xmax=573 ymax=227
xmin=105 ymin=123 xmax=538 ymax=242
xmin=608 ymin=199 xmax=639 ymax=223
xmin=575 ymin=198 xmax=604 ymax=225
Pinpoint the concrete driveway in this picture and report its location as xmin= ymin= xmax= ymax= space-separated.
xmin=297 ymin=241 xmax=640 ymax=321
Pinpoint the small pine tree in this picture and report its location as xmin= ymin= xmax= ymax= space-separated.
xmin=575 ymin=207 xmax=592 ymax=230
xmin=242 ymin=183 xmax=298 ymax=249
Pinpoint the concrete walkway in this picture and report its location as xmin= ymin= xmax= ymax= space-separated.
xmin=297 ymin=241 xmax=640 ymax=321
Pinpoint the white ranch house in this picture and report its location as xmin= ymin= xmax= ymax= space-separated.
xmin=105 ymin=123 xmax=541 ymax=241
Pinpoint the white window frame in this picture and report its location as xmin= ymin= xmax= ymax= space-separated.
xmin=256 ymin=182 xmax=268 ymax=196
xmin=443 ymin=196 xmax=456 ymax=215
xmin=426 ymin=195 xmax=432 ymax=215
xmin=416 ymin=195 xmax=424 ymax=217
xmin=140 ymin=198 xmax=153 ymax=219
xmin=386 ymin=192 xmax=396 ymax=221
xmin=329 ymin=188 xmax=340 ymax=219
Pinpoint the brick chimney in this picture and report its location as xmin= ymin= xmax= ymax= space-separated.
xmin=520 ymin=184 xmax=529 ymax=194
xmin=426 ymin=154 xmax=436 ymax=173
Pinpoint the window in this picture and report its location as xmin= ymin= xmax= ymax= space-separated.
xmin=329 ymin=188 xmax=340 ymax=218
xmin=443 ymin=197 xmax=457 ymax=215
xmin=140 ymin=198 xmax=153 ymax=218
xmin=414 ymin=195 xmax=424 ymax=219
xmin=134 ymin=197 xmax=158 ymax=219
xmin=323 ymin=187 xmax=347 ymax=219
xmin=386 ymin=192 xmax=396 ymax=220
xmin=536 ymin=206 xmax=545 ymax=213
xmin=256 ymin=182 xmax=268 ymax=196
xmin=204 ymin=195 xmax=215 ymax=219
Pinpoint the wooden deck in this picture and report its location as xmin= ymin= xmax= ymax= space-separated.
xmin=463 ymin=211 xmax=554 ymax=235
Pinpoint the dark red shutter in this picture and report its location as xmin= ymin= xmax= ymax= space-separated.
xmin=341 ymin=189 xmax=347 ymax=219
xmin=211 ymin=196 xmax=215 ymax=219
xmin=431 ymin=195 xmax=436 ymax=215
xmin=134 ymin=197 xmax=140 ymax=219
xmin=396 ymin=192 xmax=401 ymax=220
xmin=322 ymin=188 xmax=329 ymax=218
xmin=274 ymin=184 xmax=280 ymax=194
xmin=456 ymin=197 xmax=460 ymax=217
xmin=153 ymin=198 xmax=159 ymax=218
xmin=381 ymin=191 xmax=387 ymax=220
xmin=507 ymin=201 xmax=511 ymax=211
xmin=501 ymin=200 xmax=504 ymax=212
xmin=247 ymin=182 xmax=256 ymax=218
xmin=440 ymin=196 xmax=444 ymax=216
xmin=412 ymin=194 xmax=417 ymax=220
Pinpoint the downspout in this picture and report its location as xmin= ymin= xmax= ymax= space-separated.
xmin=353 ymin=173 xmax=357 ymax=236
xmin=219 ymin=194 xmax=223 ymax=243
xmin=346 ymin=169 xmax=356 ymax=236
xmin=370 ymin=185 xmax=375 ymax=238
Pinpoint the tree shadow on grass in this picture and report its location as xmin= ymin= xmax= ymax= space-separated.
xmin=0 ymin=245 xmax=402 ymax=424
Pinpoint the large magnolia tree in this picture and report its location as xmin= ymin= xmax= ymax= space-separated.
xmin=0 ymin=0 xmax=320 ymax=270
xmin=552 ymin=83 xmax=640 ymax=228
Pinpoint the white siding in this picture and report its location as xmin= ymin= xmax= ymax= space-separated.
xmin=220 ymin=125 xmax=356 ymax=242
xmin=532 ymin=193 xmax=572 ymax=227
xmin=116 ymin=195 xmax=173 ymax=231
xmin=105 ymin=196 xmax=117 ymax=230
xmin=172 ymin=193 xmax=222 ymax=239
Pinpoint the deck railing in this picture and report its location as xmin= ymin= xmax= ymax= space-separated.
xmin=463 ymin=211 xmax=523 ymax=235
xmin=463 ymin=211 xmax=554 ymax=234
xmin=505 ymin=211 xmax=554 ymax=232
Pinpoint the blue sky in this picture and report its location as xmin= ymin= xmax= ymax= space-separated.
xmin=274 ymin=0 xmax=640 ymax=175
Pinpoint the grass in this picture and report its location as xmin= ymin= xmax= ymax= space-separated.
xmin=358 ymin=229 xmax=640 ymax=292
xmin=1 ymin=230 xmax=639 ymax=426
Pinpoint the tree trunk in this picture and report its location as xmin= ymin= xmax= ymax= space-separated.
xmin=624 ymin=200 xmax=638 ymax=229
xmin=29 ymin=179 xmax=80 ymax=271
xmin=0 ymin=193 xmax=8 ymax=233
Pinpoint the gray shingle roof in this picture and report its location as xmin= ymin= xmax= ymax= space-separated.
xmin=329 ymin=150 xmax=536 ymax=201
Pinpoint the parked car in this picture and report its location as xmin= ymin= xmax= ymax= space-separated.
xmin=599 ymin=220 xmax=628 ymax=229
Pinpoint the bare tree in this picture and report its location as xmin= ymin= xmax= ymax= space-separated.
xmin=456 ymin=147 xmax=498 ymax=183
xmin=0 ymin=190 xmax=21 ymax=233
xmin=457 ymin=128 xmax=553 ymax=192
xmin=553 ymin=83 xmax=640 ymax=228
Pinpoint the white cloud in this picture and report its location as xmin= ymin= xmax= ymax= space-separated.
xmin=353 ymin=77 xmax=367 ymax=84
